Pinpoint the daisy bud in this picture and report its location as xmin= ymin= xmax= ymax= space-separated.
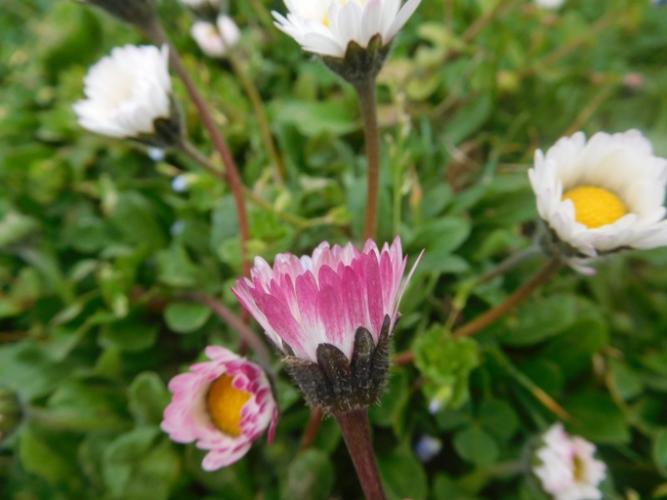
xmin=529 ymin=130 xmax=667 ymax=273
xmin=0 ymin=387 xmax=21 ymax=443
xmin=191 ymin=16 xmax=241 ymax=59
xmin=161 ymin=346 xmax=278 ymax=471
xmin=85 ymin=0 xmax=156 ymax=28
xmin=74 ymin=45 xmax=181 ymax=147
xmin=233 ymin=237 xmax=420 ymax=414
xmin=534 ymin=424 xmax=607 ymax=500
xmin=272 ymin=0 xmax=422 ymax=85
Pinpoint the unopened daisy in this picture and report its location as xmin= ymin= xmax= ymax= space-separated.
xmin=161 ymin=346 xmax=278 ymax=471
xmin=74 ymin=45 xmax=179 ymax=144
xmin=273 ymin=0 xmax=422 ymax=83
xmin=529 ymin=130 xmax=667 ymax=272
xmin=191 ymin=16 xmax=241 ymax=58
xmin=233 ymin=237 xmax=419 ymax=413
xmin=534 ymin=424 xmax=607 ymax=500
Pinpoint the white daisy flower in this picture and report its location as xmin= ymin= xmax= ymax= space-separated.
xmin=535 ymin=0 xmax=565 ymax=9
xmin=534 ymin=424 xmax=607 ymax=500
xmin=74 ymin=45 xmax=173 ymax=139
xmin=272 ymin=0 xmax=422 ymax=58
xmin=191 ymin=16 xmax=241 ymax=58
xmin=529 ymin=130 xmax=667 ymax=271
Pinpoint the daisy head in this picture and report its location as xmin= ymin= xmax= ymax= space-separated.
xmin=529 ymin=130 xmax=667 ymax=272
xmin=534 ymin=424 xmax=607 ymax=500
xmin=233 ymin=237 xmax=420 ymax=413
xmin=74 ymin=45 xmax=179 ymax=145
xmin=273 ymin=0 xmax=422 ymax=83
xmin=161 ymin=346 xmax=278 ymax=470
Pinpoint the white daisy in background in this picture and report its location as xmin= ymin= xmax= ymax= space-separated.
xmin=534 ymin=424 xmax=607 ymax=500
xmin=74 ymin=45 xmax=173 ymax=139
xmin=535 ymin=0 xmax=565 ymax=9
xmin=529 ymin=130 xmax=667 ymax=272
xmin=273 ymin=0 xmax=422 ymax=58
xmin=191 ymin=16 xmax=241 ymax=58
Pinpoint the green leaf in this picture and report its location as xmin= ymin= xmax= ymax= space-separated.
xmin=272 ymin=99 xmax=357 ymax=136
xmin=99 ymin=317 xmax=158 ymax=352
xmin=453 ymin=426 xmax=499 ymax=467
xmin=102 ymin=428 xmax=180 ymax=500
xmin=128 ymin=372 xmax=170 ymax=426
xmin=19 ymin=424 xmax=79 ymax=489
xmin=654 ymin=429 xmax=667 ymax=477
xmin=163 ymin=302 xmax=211 ymax=334
xmin=478 ymin=399 xmax=519 ymax=443
xmin=499 ymin=295 xmax=578 ymax=346
xmin=414 ymin=326 xmax=480 ymax=410
xmin=566 ymin=390 xmax=630 ymax=444
xmin=379 ymin=445 xmax=428 ymax=500
xmin=282 ymin=450 xmax=334 ymax=500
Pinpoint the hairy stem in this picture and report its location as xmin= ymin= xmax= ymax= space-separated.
xmin=356 ymin=78 xmax=381 ymax=241
xmin=334 ymin=409 xmax=386 ymax=500
xmin=146 ymin=21 xmax=251 ymax=276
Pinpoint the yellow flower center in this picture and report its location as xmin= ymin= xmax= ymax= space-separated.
xmin=573 ymin=455 xmax=586 ymax=483
xmin=562 ymin=185 xmax=628 ymax=229
xmin=206 ymin=375 xmax=251 ymax=437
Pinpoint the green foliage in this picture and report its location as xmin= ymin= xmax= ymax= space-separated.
xmin=2 ymin=0 xmax=667 ymax=498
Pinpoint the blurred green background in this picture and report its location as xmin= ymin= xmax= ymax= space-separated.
xmin=1 ymin=0 xmax=667 ymax=498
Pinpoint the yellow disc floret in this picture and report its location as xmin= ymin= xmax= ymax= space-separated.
xmin=206 ymin=375 xmax=251 ymax=437
xmin=562 ymin=185 xmax=628 ymax=229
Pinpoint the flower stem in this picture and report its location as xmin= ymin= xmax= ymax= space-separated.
xmin=188 ymin=292 xmax=273 ymax=371
xmin=453 ymin=258 xmax=562 ymax=338
xmin=228 ymin=51 xmax=287 ymax=184
xmin=334 ymin=409 xmax=386 ymax=500
xmin=146 ymin=21 xmax=251 ymax=276
xmin=178 ymin=140 xmax=318 ymax=230
xmin=392 ymin=258 xmax=562 ymax=366
xmin=299 ymin=408 xmax=324 ymax=451
xmin=355 ymin=78 xmax=381 ymax=241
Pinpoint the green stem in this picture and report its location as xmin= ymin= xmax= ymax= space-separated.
xmin=228 ymin=50 xmax=287 ymax=183
xmin=355 ymin=78 xmax=381 ymax=241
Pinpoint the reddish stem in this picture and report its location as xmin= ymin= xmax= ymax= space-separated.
xmin=146 ymin=21 xmax=251 ymax=277
xmin=356 ymin=78 xmax=381 ymax=241
xmin=334 ymin=409 xmax=386 ymax=500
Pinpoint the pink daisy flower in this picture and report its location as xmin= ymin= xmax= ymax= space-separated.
xmin=232 ymin=237 xmax=417 ymax=363
xmin=161 ymin=346 xmax=278 ymax=471
xmin=232 ymin=237 xmax=419 ymax=413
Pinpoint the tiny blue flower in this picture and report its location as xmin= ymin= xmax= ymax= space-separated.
xmin=414 ymin=435 xmax=442 ymax=463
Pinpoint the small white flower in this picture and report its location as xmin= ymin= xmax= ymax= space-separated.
xmin=273 ymin=0 xmax=422 ymax=58
xmin=74 ymin=45 xmax=172 ymax=139
xmin=147 ymin=147 xmax=166 ymax=162
xmin=534 ymin=424 xmax=607 ymax=500
xmin=535 ymin=0 xmax=565 ymax=9
xmin=172 ymin=174 xmax=190 ymax=193
xmin=529 ymin=130 xmax=667 ymax=271
xmin=191 ymin=16 xmax=241 ymax=58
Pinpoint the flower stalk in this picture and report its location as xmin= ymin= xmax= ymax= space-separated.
xmin=334 ymin=409 xmax=386 ymax=500
xmin=356 ymin=77 xmax=381 ymax=240
xmin=145 ymin=20 xmax=252 ymax=276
